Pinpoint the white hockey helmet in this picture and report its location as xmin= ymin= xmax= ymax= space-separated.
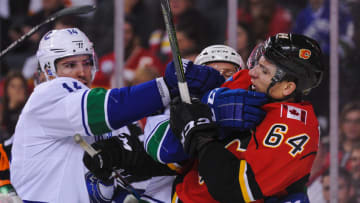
xmin=194 ymin=45 xmax=245 ymax=70
xmin=36 ymin=28 xmax=98 ymax=81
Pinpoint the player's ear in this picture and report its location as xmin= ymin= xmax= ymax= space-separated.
xmin=283 ymin=81 xmax=296 ymax=97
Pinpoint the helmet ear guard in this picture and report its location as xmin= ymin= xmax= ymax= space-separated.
xmin=194 ymin=45 xmax=245 ymax=70
xmin=36 ymin=28 xmax=98 ymax=82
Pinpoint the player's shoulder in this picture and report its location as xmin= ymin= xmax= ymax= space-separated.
xmin=263 ymin=101 xmax=317 ymax=126
xmin=34 ymin=77 xmax=88 ymax=95
xmin=27 ymin=77 xmax=89 ymax=108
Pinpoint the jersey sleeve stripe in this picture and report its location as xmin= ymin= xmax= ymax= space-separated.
xmin=239 ymin=160 xmax=255 ymax=202
xmin=86 ymin=88 xmax=111 ymax=135
xmin=245 ymin=163 xmax=263 ymax=200
xmin=81 ymin=90 xmax=91 ymax=136
xmin=104 ymin=90 xmax=114 ymax=131
xmin=144 ymin=118 xmax=168 ymax=149
xmin=171 ymin=192 xmax=179 ymax=203
xmin=146 ymin=120 xmax=170 ymax=164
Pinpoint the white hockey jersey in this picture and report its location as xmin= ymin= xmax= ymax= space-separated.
xmin=10 ymin=77 xmax=168 ymax=202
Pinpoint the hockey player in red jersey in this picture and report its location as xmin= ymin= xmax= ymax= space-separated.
xmin=170 ymin=33 xmax=325 ymax=203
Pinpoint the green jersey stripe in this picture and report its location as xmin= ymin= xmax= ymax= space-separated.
xmin=104 ymin=90 xmax=114 ymax=131
xmin=147 ymin=120 xmax=170 ymax=163
xmin=86 ymin=88 xmax=111 ymax=135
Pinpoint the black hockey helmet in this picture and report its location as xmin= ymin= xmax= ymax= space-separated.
xmin=248 ymin=33 xmax=325 ymax=96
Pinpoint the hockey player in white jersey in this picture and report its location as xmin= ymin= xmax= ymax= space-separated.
xmin=10 ymin=28 xmax=225 ymax=203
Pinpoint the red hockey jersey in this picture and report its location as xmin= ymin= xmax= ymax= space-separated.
xmin=175 ymin=70 xmax=319 ymax=203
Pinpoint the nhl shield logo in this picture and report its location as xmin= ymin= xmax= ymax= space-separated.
xmin=299 ymin=49 xmax=311 ymax=59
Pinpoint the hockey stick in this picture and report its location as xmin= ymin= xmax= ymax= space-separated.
xmin=159 ymin=0 xmax=191 ymax=104
xmin=0 ymin=5 xmax=96 ymax=59
xmin=73 ymin=134 xmax=142 ymax=200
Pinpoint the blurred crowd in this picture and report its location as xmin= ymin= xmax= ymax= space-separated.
xmin=0 ymin=0 xmax=360 ymax=202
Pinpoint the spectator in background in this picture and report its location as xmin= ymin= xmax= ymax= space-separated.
xmin=309 ymin=101 xmax=360 ymax=202
xmin=236 ymin=22 xmax=255 ymax=63
xmin=292 ymin=0 xmax=354 ymax=58
xmin=4 ymin=0 xmax=30 ymax=53
xmin=93 ymin=17 xmax=162 ymax=89
xmin=0 ymin=72 xmax=28 ymax=159
xmin=130 ymin=66 xmax=160 ymax=86
xmin=85 ymin=0 xmax=153 ymax=57
xmin=340 ymin=1 xmax=360 ymax=108
xmin=349 ymin=143 xmax=360 ymax=202
xmin=194 ymin=0 xmax=227 ymax=43
xmin=315 ymin=101 xmax=360 ymax=173
xmin=237 ymin=0 xmax=292 ymax=43
xmin=149 ymin=0 xmax=213 ymax=66
xmin=20 ymin=0 xmax=66 ymax=53
xmin=321 ymin=168 xmax=356 ymax=203
xmin=175 ymin=17 xmax=211 ymax=62
xmin=339 ymin=101 xmax=360 ymax=166
xmin=307 ymin=138 xmax=329 ymax=203
xmin=53 ymin=15 xmax=83 ymax=30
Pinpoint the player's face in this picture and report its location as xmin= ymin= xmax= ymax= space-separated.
xmin=206 ymin=62 xmax=238 ymax=79
xmin=56 ymin=55 xmax=93 ymax=87
xmin=248 ymin=56 xmax=290 ymax=99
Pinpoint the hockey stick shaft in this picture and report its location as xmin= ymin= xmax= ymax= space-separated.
xmin=0 ymin=5 xmax=96 ymax=59
xmin=159 ymin=0 xmax=191 ymax=104
xmin=73 ymin=134 xmax=99 ymax=157
xmin=73 ymin=134 xmax=142 ymax=200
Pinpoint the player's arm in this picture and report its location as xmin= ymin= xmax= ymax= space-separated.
xmin=67 ymin=60 xmax=225 ymax=136
xmin=144 ymin=110 xmax=189 ymax=164
xmin=169 ymin=96 xmax=267 ymax=203
xmin=198 ymin=142 xmax=263 ymax=203
xmin=169 ymin=101 xmax=263 ymax=202
xmin=81 ymin=78 xmax=170 ymax=136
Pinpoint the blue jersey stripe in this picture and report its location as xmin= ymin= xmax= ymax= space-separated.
xmin=81 ymin=90 xmax=91 ymax=136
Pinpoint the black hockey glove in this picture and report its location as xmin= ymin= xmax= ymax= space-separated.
xmin=83 ymin=136 xmax=121 ymax=181
xmin=170 ymin=97 xmax=219 ymax=157
xmin=83 ymin=133 xmax=145 ymax=181
xmin=83 ymin=133 xmax=174 ymax=181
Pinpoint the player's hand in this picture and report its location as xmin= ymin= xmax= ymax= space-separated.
xmin=83 ymin=138 xmax=121 ymax=181
xmin=83 ymin=133 xmax=149 ymax=181
xmin=202 ymin=87 xmax=267 ymax=134
xmin=164 ymin=59 xmax=225 ymax=98
xmin=170 ymin=97 xmax=218 ymax=157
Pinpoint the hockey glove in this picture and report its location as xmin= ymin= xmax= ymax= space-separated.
xmin=202 ymin=87 xmax=267 ymax=132
xmin=83 ymin=133 xmax=174 ymax=181
xmin=164 ymin=59 xmax=225 ymax=98
xmin=83 ymin=136 xmax=123 ymax=181
xmin=170 ymin=97 xmax=219 ymax=157
xmin=83 ymin=133 xmax=145 ymax=181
